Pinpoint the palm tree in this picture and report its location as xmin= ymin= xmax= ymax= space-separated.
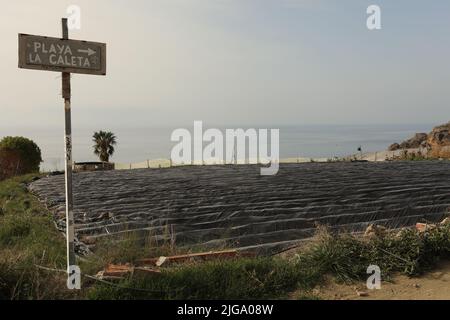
xmin=92 ymin=131 xmax=117 ymax=162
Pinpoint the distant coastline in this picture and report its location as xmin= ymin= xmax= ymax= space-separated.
xmin=2 ymin=123 xmax=446 ymax=172
xmin=0 ymin=124 xmax=432 ymax=172
xmin=348 ymin=121 xmax=450 ymax=162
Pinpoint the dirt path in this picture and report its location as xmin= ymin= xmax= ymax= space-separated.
xmin=314 ymin=261 xmax=450 ymax=300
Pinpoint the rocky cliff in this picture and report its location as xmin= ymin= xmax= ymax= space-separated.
xmin=389 ymin=122 xmax=450 ymax=155
xmin=427 ymin=122 xmax=450 ymax=149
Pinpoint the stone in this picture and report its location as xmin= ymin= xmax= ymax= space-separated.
xmin=81 ymin=236 xmax=97 ymax=245
xmin=388 ymin=143 xmax=401 ymax=151
xmin=356 ymin=290 xmax=369 ymax=297
xmin=394 ymin=133 xmax=428 ymax=150
xmin=387 ymin=125 xmax=450 ymax=153
xmin=427 ymin=122 xmax=450 ymax=158
xmin=427 ymin=122 xmax=450 ymax=148
xmin=416 ymin=223 xmax=436 ymax=233
xmin=364 ymin=224 xmax=387 ymax=238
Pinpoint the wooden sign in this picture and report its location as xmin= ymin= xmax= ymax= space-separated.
xmin=18 ymin=19 xmax=107 ymax=282
xmin=18 ymin=33 xmax=106 ymax=75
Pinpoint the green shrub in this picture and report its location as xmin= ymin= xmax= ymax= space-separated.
xmin=88 ymin=257 xmax=303 ymax=300
xmin=295 ymin=231 xmax=371 ymax=283
xmin=295 ymin=224 xmax=450 ymax=284
xmin=0 ymin=137 xmax=42 ymax=180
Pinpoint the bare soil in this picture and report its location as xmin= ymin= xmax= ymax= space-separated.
xmin=314 ymin=261 xmax=450 ymax=300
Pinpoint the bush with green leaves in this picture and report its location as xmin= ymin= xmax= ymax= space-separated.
xmin=295 ymin=224 xmax=450 ymax=284
xmin=0 ymin=137 xmax=42 ymax=179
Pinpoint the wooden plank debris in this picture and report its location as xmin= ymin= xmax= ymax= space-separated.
xmin=96 ymin=263 xmax=160 ymax=280
xmin=96 ymin=250 xmax=255 ymax=280
xmin=136 ymin=249 xmax=254 ymax=267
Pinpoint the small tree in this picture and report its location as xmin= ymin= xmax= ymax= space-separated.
xmin=0 ymin=136 xmax=42 ymax=180
xmin=93 ymin=131 xmax=117 ymax=162
xmin=0 ymin=149 xmax=21 ymax=180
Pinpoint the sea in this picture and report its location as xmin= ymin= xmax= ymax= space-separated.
xmin=0 ymin=123 xmax=434 ymax=172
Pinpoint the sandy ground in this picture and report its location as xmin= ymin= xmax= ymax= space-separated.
xmin=313 ymin=261 xmax=450 ymax=300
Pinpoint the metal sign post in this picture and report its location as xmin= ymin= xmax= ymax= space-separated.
xmin=18 ymin=19 xmax=106 ymax=281
xmin=61 ymin=18 xmax=76 ymax=270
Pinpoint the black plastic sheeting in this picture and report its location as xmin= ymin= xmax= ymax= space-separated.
xmin=30 ymin=162 xmax=450 ymax=254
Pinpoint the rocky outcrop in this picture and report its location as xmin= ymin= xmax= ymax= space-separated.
xmin=427 ymin=122 xmax=450 ymax=149
xmin=388 ymin=122 xmax=450 ymax=153
xmin=388 ymin=143 xmax=401 ymax=151
xmin=389 ymin=133 xmax=428 ymax=151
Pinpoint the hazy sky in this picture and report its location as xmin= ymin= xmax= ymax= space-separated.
xmin=1 ymin=0 xmax=449 ymax=129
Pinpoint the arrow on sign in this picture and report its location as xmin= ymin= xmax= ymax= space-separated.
xmin=77 ymin=48 xmax=96 ymax=56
